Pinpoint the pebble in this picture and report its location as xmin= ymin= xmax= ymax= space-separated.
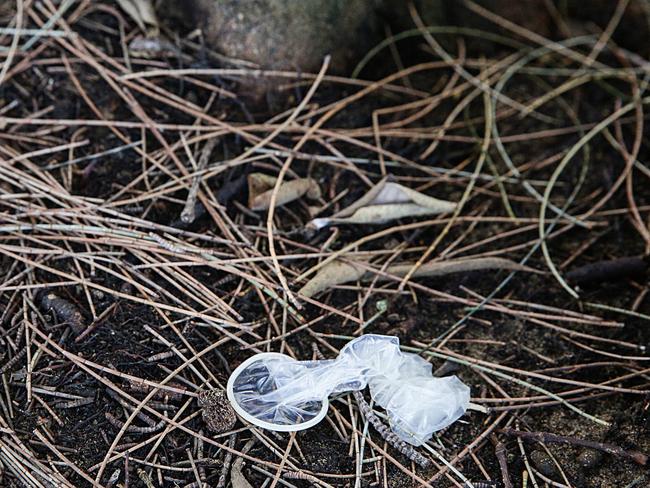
xmin=530 ymin=449 xmax=558 ymax=477
xmin=577 ymin=449 xmax=602 ymax=469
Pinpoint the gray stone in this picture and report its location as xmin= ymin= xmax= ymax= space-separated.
xmin=168 ymin=0 xmax=383 ymax=73
xmin=158 ymin=0 xmax=648 ymax=79
xmin=158 ymin=0 xmax=452 ymax=75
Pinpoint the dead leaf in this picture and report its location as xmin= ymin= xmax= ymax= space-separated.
xmin=247 ymin=173 xmax=320 ymax=211
xmin=231 ymin=461 xmax=253 ymax=488
xmin=231 ymin=439 xmax=256 ymax=488
xmin=299 ymin=260 xmax=365 ymax=298
xmin=299 ymin=257 xmax=538 ymax=297
xmin=230 ymin=463 xmax=253 ymax=488
xmin=310 ymin=178 xmax=456 ymax=228
xmin=116 ymin=0 xmax=159 ymax=34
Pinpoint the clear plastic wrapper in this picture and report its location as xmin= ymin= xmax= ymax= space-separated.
xmin=226 ymin=334 xmax=470 ymax=445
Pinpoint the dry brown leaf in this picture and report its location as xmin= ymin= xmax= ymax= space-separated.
xmin=310 ymin=178 xmax=456 ymax=228
xmin=247 ymin=173 xmax=320 ymax=211
xmin=116 ymin=0 xmax=159 ymax=34
xmin=299 ymin=257 xmax=539 ymax=297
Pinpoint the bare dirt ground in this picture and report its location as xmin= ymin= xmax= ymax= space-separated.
xmin=0 ymin=1 xmax=649 ymax=487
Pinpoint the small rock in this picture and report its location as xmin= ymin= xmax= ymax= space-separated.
xmin=198 ymin=389 xmax=236 ymax=433
xmin=530 ymin=449 xmax=558 ymax=477
xmin=577 ymin=449 xmax=602 ymax=469
xmin=164 ymin=0 xmax=383 ymax=74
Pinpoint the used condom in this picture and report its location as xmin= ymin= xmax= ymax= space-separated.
xmin=226 ymin=334 xmax=470 ymax=446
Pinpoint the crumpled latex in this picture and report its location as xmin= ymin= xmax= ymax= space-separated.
xmin=227 ymin=335 xmax=470 ymax=446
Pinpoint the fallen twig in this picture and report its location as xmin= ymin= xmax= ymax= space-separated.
xmin=566 ymin=256 xmax=648 ymax=286
xmin=499 ymin=427 xmax=648 ymax=466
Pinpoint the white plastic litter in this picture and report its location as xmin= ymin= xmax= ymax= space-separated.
xmin=226 ymin=334 xmax=470 ymax=446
